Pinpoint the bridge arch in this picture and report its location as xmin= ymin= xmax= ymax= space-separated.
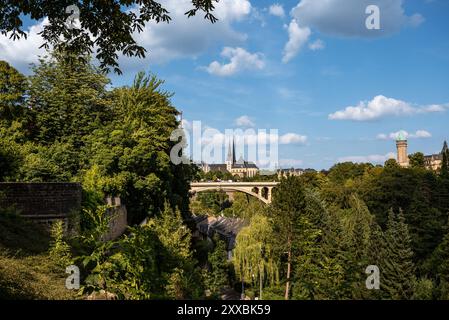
xmin=190 ymin=182 xmax=279 ymax=204
xmin=191 ymin=186 xmax=269 ymax=204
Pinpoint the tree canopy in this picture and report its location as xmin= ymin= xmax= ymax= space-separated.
xmin=0 ymin=0 xmax=220 ymax=74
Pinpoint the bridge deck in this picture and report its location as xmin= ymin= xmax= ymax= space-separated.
xmin=191 ymin=181 xmax=279 ymax=187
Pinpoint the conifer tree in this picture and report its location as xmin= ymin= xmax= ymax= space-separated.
xmin=364 ymin=221 xmax=387 ymax=299
xmin=441 ymin=148 xmax=449 ymax=179
xmin=270 ymin=176 xmax=306 ymax=299
xmin=341 ymin=195 xmax=376 ymax=299
xmin=427 ymin=219 xmax=449 ymax=299
xmin=382 ymin=209 xmax=416 ymax=299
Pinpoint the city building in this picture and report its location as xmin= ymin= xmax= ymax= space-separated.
xmin=395 ymin=133 xmax=410 ymax=167
xmin=201 ymin=139 xmax=259 ymax=178
xmin=424 ymin=140 xmax=448 ymax=171
xmin=277 ymin=168 xmax=305 ymax=179
xmin=395 ymin=136 xmax=448 ymax=171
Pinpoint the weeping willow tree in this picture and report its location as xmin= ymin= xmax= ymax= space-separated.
xmin=233 ymin=214 xmax=279 ymax=299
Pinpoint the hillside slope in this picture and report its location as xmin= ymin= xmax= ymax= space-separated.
xmin=0 ymin=209 xmax=77 ymax=299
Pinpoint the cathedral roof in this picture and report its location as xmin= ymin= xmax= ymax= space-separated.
xmin=424 ymin=141 xmax=448 ymax=160
xmin=208 ymin=164 xmax=228 ymax=172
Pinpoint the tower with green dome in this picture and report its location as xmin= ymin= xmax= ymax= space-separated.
xmin=396 ymin=132 xmax=409 ymax=167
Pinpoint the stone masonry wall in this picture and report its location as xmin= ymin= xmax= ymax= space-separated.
xmin=0 ymin=182 xmax=82 ymax=229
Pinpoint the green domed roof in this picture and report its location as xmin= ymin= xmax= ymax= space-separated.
xmin=396 ymin=131 xmax=406 ymax=141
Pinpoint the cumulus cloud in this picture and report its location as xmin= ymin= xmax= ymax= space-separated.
xmin=120 ymin=0 xmax=252 ymax=66
xmin=0 ymin=18 xmax=49 ymax=72
xmin=204 ymin=47 xmax=265 ymax=76
xmin=338 ymin=152 xmax=396 ymax=164
xmin=279 ymin=133 xmax=308 ymax=145
xmin=291 ymin=0 xmax=424 ymax=38
xmin=282 ymin=19 xmax=311 ymax=63
xmin=234 ymin=132 xmax=307 ymax=146
xmin=328 ymin=95 xmax=448 ymax=121
xmin=376 ymin=130 xmax=432 ymax=140
xmin=269 ymin=4 xmax=285 ymax=18
xmin=235 ymin=115 xmax=255 ymax=127
xmin=197 ymin=128 xmax=307 ymax=146
xmin=308 ymin=39 xmax=325 ymax=50
xmin=279 ymin=158 xmax=304 ymax=167
xmin=0 ymin=0 xmax=252 ymax=71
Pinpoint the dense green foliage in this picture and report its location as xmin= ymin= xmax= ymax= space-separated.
xmin=233 ymin=214 xmax=278 ymax=299
xmin=80 ymin=203 xmax=203 ymax=299
xmin=1 ymin=56 xmax=448 ymax=300
xmin=229 ymin=159 xmax=449 ymax=300
xmin=203 ymin=235 xmax=231 ymax=298
xmin=0 ymin=208 xmax=77 ymax=299
xmin=0 ymin=57 xmax=200 ymax=299
xmin=0 ymin=57 xmax=193 ymax=223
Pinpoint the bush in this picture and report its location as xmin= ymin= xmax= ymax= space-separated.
xmin=49 ymin=220 xmax=73 ymax=269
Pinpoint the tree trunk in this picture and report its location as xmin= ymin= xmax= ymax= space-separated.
xmin=285 ymin=238 xmax=292 ymax=300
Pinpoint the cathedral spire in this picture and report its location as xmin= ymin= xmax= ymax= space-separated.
xmin=232 ymin=137 xmax=236 ymax=164
xmin=227 ymin=140 xmax=232 ymax=162
xmin=226 ymin=137 xmax=236 ymax=164
xmin=442 ymin=140 xmax=448 ymax=154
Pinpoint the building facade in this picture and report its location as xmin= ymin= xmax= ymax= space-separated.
xmin=424 ymin=141 xmax=448 ymax=171
xmin=277 ymin=168 xmax=305 ymax=179
xmin=201 ymin=139 xmax=259 ymax=178
xmin=396 ymin=138 xmax=448 ymax=171
xmin=396 ymin=138 xmax=410 ymax=167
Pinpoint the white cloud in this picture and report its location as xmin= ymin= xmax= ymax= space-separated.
xmin=279 ymin=133 xmax=307 ymax=145
xmin=408 ymin=13 xmax=425 ymax=28
xmin=279 ymin=158 xmax=304 ymax=167
xmin=423 ymin=104 xmax=447 ymax=112
xmin=235 ymin=115 xmax=255 ymax=127
xmin=376 ymin=133 xmax=388 ymax=140
xmin=269 ymin=4 xmax=285 ymax=18
xmin=407 ymin=130 xmax=432 ymax=138
xmin=0 ymin=0 xmax=253 ymax=71
xmin=338 ymin=152 xmax=396 ymax=164
xmin=121 ymin=0 xmax=252 ymax=65
xmin=237 ymin=131 xmax=307 ymax=146
xmin=0 ymin=18 xmax=49 ymax=73
xmin=180 ymin=119 xmax=192 ymax=130
xmin=291 ymin=0 xmax=424 ymax=38
xmin=308 ymin=39 xmax=325 ymax=51
xmin=204 ymin=47 xmax=265 ymax=76
xmin=195 ymin=126 xmax=307 ymax=146
xmin=328 ymin=95 xmax=448 ymax=121
xmin=376 ymin=130 xmax=432 ymax=140
xmin=282 ymin=19 xmax=311 ymax=63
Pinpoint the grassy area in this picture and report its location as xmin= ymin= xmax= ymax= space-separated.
xmin=0 ymin=209 xmax=78 ymax=300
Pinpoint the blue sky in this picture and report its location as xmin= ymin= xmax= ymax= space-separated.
xmin=1 ymin=0 xmax=448 ymax=170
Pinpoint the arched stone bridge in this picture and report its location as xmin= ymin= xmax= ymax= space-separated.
xmin=190 ymin=181 xmax=279 ymax=204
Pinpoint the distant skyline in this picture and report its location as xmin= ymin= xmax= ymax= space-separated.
xmin=1 ymin=0 xmax=448 ymax=169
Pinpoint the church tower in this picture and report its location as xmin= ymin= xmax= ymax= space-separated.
xmin=396 ymin=132 xmax=409 ymax=167
xmin=226 ymin=138 xmax=235 ymax=171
